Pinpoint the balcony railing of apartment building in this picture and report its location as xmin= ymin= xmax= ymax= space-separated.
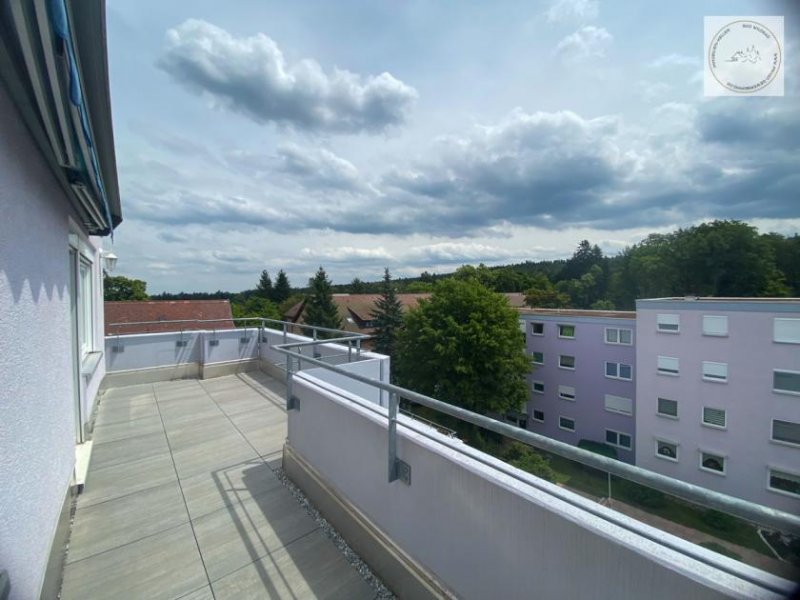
xmin=103 ymin=318 xmax=799 ymax=599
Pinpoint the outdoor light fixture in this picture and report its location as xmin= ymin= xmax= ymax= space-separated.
xmin=102 ymin=250 xmax=118 ymax=272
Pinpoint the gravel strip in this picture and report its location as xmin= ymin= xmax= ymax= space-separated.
xmin=274 ymin=468 xmax=396 ymax=599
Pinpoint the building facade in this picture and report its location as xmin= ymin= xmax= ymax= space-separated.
xmin=519 ymin=309 xmax=637 ymax=464
xmin=635 ymin=298 xmax=800 ymax=513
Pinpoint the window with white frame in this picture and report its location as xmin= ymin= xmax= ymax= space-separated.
xmin=774 ymin=318 xmax=800 ymax=344
xmin=702 ymin=407 xmax=726 ymax=429
xmin=604 ymin=394 xmax=633 ymax=416
xmin=605 ymin=361 xmax=632 ymax=381
xmin=532 ymin=409 xmax=545 ymax=422
xmin=531 ymin=322 xmax=544 ymax=336
xmin=657 ymin=397 xmax=678 ymax=418
xmin=702 ymin=315 xmax=728 ymax=337
xmin=605 ymin=429 xmax=632 ymax=450
xmin=702 ymin=361 xmax=728 ymax=383
xmin=768 ymin=468 xmax=800 ymax=498
xmin=655 ymin=439 xmax=678 ymax=461
xmin=657 ymin=355 xmax=679 ymax=376
xmin=532 ymin=380 xmax=545 ymax=394
xmin=558 ymin=324 xmax=575 ymax=339
xmin=657 ymin=313 xmax=680 ymax=333
xmin=558 ymin=416 xmax=575 ymax=431
xmin=79 ymin=258 xmax=94 ymax=355
xmin=558 ymin=385 xmax=576 ymax=401
xmin=700 ymin=452 xmax=726 ymax=474
xmin=531 ymin=351 xmax=544 ymax=365
xmin=559 ymin=354 xmax=575 ymax=369
xmin=772 ymin=419 xmax=800 ymax=447
xmin=605 ymin=327 xmax=633 ymax=345
xmin=773 ymin=370 xmax=800 ymax=395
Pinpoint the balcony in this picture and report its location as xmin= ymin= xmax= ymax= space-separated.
xmin=61 ymin=320 xmax=799 ymax=599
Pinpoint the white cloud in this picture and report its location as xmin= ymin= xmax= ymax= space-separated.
xmin=546 ymin=0 xmax=599 ymax=23
xmin=276 ymin=144 xmax=369 ymax=192
xmin=555 ymin=26 xmax=612 ymax=63
xmin=158 ymin=19 xmax=418 ymax=133
xmin=406 ymin=243 xmax=520 ymax=263
xmin=300 ymin=246 xmax=393 ymax=263
xmin=648 ymin=54 xmax=700 ymax=69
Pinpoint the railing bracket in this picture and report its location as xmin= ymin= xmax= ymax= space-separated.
xmin=287 ymin=395 xmax=300 ymax=411
xmin=391 ymin=459 xmax=411 ymax=485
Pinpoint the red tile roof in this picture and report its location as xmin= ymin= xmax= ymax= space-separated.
xmin=105 ymin=300 xmax=235 ymax=335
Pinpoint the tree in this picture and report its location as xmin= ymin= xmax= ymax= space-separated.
xmin=395 ymin=277 xmax=530 ymax=414
xmin=349 ymin=277 xmax=366 ymax=294
xmin=272 ymin=270 xmax=292 ymax=303
xmin=256 ymin=270 xmax=273 ymax=299
xmin=371 ymin=268 xmax=404 ymax=356
xmin=104 ymin=275 xmax=148 ymax=301
xmin=524 ymin=273 xmax=570 ymax=308
xmin=304 ymin=267 xmax=341 ymax=332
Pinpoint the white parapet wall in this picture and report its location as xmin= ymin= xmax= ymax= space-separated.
xmin=285 ymin=372 xmax=794 ymax=600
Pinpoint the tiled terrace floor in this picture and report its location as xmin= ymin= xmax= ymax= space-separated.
xmin=61 ymin=372 xmax=375 ymax=600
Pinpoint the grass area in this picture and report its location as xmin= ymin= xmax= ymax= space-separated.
xmin=700 ymin=542 xmax=742 ymax=561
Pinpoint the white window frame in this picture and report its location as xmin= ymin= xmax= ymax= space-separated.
xmin=532 ymin=380 xmax=545 ymax=395
xmin=774 ymin=318 xmax=800 ymax=344
xmin=773 ymin=369 xmax=800 ymax=396
xmin=604 ymin=327 xmax=633 ymax=345
xmin=655 ymin=438 xmax=679 ymax=462
xmin=530 ymin=321 xmax=545 ymax=336
xmin=558 ymin=354 xmax=576 ymax=370
xmin=657 ymin=355 xmax=680 ymax=376
xmin=558 ymin=385 xmax=576 ymax=401
xmin=558 ymin=415 xmax=576 ymax=432
xmin=771 ymin=419 xmax=800 ymax=448
xmin=701 ymin=406 xmax=727 ymax=430
xmin=78 ymin=256 xmax=94 ymax=356
xmin=604 ymin=361 xmax=633 ymax=381
xmin=604 ymin=394 xmax=633 ymax=416
xmin=657 ymin=397 xmax=678 ymax=419
xmin=657 ymin=313 xmax=680 ymax=333
xmin=531 ymin=351 xmax=544 ymax=365
xmin=557 ymin=324 xmax=576 ymax=339
xmin=702 ymin=315 xmax=728 ymax=337
xmin=699 ymin=451 xmax=726 ymax=476
xmin=532 ymin=409 xmax=545 ymax=423
xmin=767 ymin=466 xmax=800 ymax=499
xmin=702 ymin=361 xmax=728 ymax=383
xmin=605 ymin=429 xmax=632 ymax=450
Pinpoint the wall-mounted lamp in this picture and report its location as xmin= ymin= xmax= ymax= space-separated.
xmin=102 ymin=250 xmax=118 ymax=272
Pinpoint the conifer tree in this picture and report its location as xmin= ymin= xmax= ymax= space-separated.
xmin=371 ymin=268 xmax=403 ymax=355
xmin=256 ymin=270 xmax=273 ymax=299
xmin=304 ymin=267 xmax=341 ymax=333
xmin=273 ymin=269 xmax=292 ymax=303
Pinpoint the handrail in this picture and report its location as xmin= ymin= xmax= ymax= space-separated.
xmin=274 ymin=340 xmax=800 ymax=537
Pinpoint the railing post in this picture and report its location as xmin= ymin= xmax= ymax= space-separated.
xmin=286 ymin=355 xmax=298 ymax=410
xmin=283 ymin=323 xmax=287 ymax=344
xmin=356 ymin=338 xmax=361 ymax=360
xmin=388 ymin=392 xmax=410 ymax=485
xmin=348 ymin=340 xmax=353 ymax=363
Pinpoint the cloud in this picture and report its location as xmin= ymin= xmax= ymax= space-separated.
xmin=647 ymin=53 xmax=700 ymax=69
xmin=406 ymin=243 xmax=520 ymax=264
xmin=276 ymin=144 xmax=369 ymax=192
xmin=300 ymin=246 xmax=393 ymax=263
xmin=546 ymin=0 xmax=599 ymax=23
xmin=555 ymin=26 xmax=612 ymax=62
xmin=157 ymin=231 xmax=189 ymax=243
xmin=158 ymin=19 xmax=418 ymax=133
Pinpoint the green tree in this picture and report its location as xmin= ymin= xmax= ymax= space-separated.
xmin=524 ymin=273 xmax=570 ymax=308
xmin=256 ymin=270 xmax=273 ymax=299
xmin=505 ymin=441 xmax=556 ymax=482
xmin=395 ymin=277 xmax=529 ymax=414
xmin=104 ymin=275 xmax=148 ymax=301
xmin=349 ymin=277 xmax=366 ymax=294
xmin=304 ymin=267 xmax=342 ymax=332
xmin=231 ymin=295 xmax=280 ymax=327
xmin=371 ymin=268 xmax=403 ymax=356
xmin=272 ymin=270 xmax=292 ymax=303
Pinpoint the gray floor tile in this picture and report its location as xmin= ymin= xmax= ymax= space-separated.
xmin=171 ymin=432 xmax=259 ymax=480
xmin=67 ymin=480 xmax=188 ymax=563
xmin=95 ymin=400 xmax=161 ymax=427
xmin=90 ymin=431 xmax=171 ymax=471
xmin=208 ymin=390 xmax=276 ymax=416
xmin=211 ymin=529 xmax=374 ymax=600
xmin=238 ymin=421 xmax=287 ymax=458
xmin=165 ymin=416 xmax=242 ymax=452
xmin=60 ymin=523 xmax=207 ymax=600
xmin=79 ymin=452 xmax=178 ymax=508
xmin=102 ymin=383 xmax=155 ymax=399
xmin=227 ymin=406 xmax=286 ymax=431
xmin=180 ymin=458 xmax=283 ymax=520
xmin=176 ymin=586 xmax=215 ymax=600
xmin=192 ymin=485 xmax=319 ymax=582
xmin=92 ymin=414 xmax=164 ymax=444
xmin=159 ymin=399 xmax=224 ymax=428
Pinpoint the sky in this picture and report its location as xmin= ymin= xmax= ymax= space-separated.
xmin=105 ymin=0 xmax=800 ymax=293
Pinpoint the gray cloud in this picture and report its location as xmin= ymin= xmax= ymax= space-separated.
xmin=158 ymin=19 xmax=418 ymax=133
xmin=276 ymin=144 xmax=368 ymax=192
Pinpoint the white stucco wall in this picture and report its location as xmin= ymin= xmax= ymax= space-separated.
xmin=0 ymin=85 xmax=82 ymax=600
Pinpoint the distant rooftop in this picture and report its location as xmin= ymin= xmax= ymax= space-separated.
xmin=639 ymin=297 xmax=800 ymax=303
xmin=518 ymin=307 xmax=636 ymax=319
xmin=105 ymin=300 xmax=235 ymax=334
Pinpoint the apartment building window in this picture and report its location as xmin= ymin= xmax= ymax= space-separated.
xmin=702 ymin=361 xmax=728 ymax=383
xmin=657 ymin=313 xmax=680 ymax=333
xmin=657 ymin=397 xmax=678 ymax=418
xmin=771 ymin=419 xmax=800 ymax=447
xmin=558 ymin=385 xmax=576 ymax=401
xmin=531 ymin=322 xmax=544 ymax=336
xmin=532 ymin=380 xmax=545 ymax=394
xmin=558 ymin=416 xmax=575 ymax=432
xmin=702 ymin=315 xmax=728 ymax=337
xmin=774 ymin=318 xmax=800 ymax=344
xmin=559 ymin=354 xmax=576 ymax=370
xmin=531 ymin=351 xmax=544 ymax=365
xmin=558 ymin=324 xmax=575 ymax=339
xmin=700 ymin=452 xmax=726 ymax=475
xmin=657 ymin=356 xmax=679 ymax=376
xmin=532 ymin=409 xmax=545 ymax=423
xmin=605 ymin=361 xmax=632 ymax=381
xmin=702 ymin=407 xmax=727 ymax=429
xmin=773 ymin=370 xmax=800 ymax=395
xmin=605 ymin=429 xmax=632 ymax=450
xmin=656 ymin=439 xmax=679 ymax=461
xmin=605 ymin=327 xmax=632 ymax=345
xmin=604 ymin=394 xmax=633 ymax=416
xmin=768 ymin=468 xmax=800 ymax=498
xmin=79 ymin=258 xmax=94 ymax=355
